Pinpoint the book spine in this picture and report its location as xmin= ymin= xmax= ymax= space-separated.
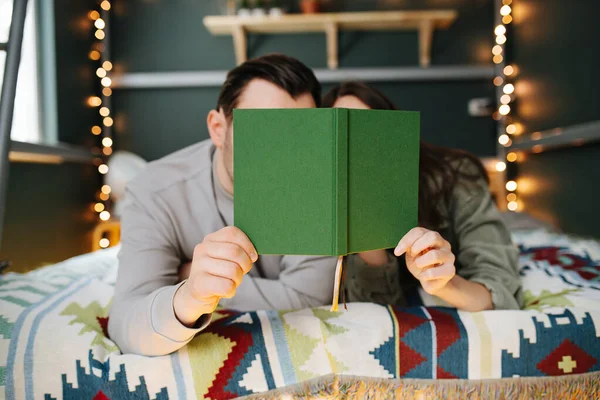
xmin=334 ymin=108 xmax=348 ymax=255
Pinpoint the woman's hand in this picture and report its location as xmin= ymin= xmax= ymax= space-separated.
xmin=358 ymin=249 xmax=390 ymax=266
xmin=394 ymin=227 xmax=456 ymax=295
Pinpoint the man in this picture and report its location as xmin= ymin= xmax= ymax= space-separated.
xmin=108 ymin=54 xmax=340 ymax=356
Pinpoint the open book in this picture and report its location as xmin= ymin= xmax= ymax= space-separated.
xmin=233 ymin=108 xmax=420 ymax=308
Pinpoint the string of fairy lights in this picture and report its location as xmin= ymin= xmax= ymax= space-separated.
xmin=83 ymin=0 xmax=520 ymax=239
xmin=87 ymin=0 xmax=114 ymax=248
xmin=492 ymin=0 xmax=520 ymax=212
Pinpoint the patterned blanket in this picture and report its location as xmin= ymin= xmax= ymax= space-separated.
xmin=1 ymin=229 xmax=599 ymax=399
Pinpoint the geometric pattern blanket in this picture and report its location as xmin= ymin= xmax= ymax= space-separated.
xmin=1 ymin=229 xmax=599 ymax=399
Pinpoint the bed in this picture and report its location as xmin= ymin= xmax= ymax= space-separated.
xmin=1 ymin=226 xmax=599 ymax=399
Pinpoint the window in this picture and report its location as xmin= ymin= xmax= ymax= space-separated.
xmin=0 ymin=0 xmax=42 ymax=143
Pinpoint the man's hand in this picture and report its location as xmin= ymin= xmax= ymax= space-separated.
xmin=394 ymin=227 xmax=456 ymax=295
xmin=173 ymin=226 xmax=257 ymax=327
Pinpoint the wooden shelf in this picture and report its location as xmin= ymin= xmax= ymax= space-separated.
xmin=203 ymin=10 xmax=458 ymax=69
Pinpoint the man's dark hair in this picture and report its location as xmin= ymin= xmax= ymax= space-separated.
xmin=216 ymin=53 xmax=321 ymax=118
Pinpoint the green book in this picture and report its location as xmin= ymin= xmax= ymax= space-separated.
xmin=234 ymin=108 xmax=419 ymax=256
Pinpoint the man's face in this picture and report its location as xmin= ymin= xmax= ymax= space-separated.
xmin=221 ymin=79 xmax=317 ymax=186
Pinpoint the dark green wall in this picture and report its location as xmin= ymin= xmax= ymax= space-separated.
xmin=518 ymin=143 xmax=600 ymax=237
xmin=513 ymin=0 xmax=600 ymax=237
xmin=0 ymin=163 xmax=99 ymax=273
xmin=0 ymin=0 xmax=100 ymax=272
xmin=111 ymin=0 xmax=496 ymax=161
xmin=54 ymin=0 xmax=101 ymax=146
xmin=512 ymin=0 xmax=600 ymax=133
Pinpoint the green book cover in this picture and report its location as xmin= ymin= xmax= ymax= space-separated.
xmin=233 ymin=108 xmax=419 ymax=256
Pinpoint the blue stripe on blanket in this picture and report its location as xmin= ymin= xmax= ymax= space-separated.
xmin=170 ymin=350 xmax=187 ymax=400
xmin=24 ymin=279 xmax=93 ymax=400
xmin=267 ymin=310 xmax=297 ymax=385
xmin=4 ymin=276 xmax=81 ymax=400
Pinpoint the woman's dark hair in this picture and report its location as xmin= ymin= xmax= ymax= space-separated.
xmin=217 ymin=53 xmax=322 ymax=119
xmin=323 ymin=81 xmax=489 ymax=229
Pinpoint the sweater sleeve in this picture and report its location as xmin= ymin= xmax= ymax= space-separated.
xmin=451 ymin=178 xmax=523 ymax=310
xmin=345 ymin=253 xmax=406 ymax=306
xmin=219 ymin=255 xmax=339 ymax=311
xmin=108 ymin=185 xmax=210 ymax=356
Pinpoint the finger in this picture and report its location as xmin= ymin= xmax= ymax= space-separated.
xmin=207 ymin=226 xmax=258 ymax=262
xmin=410 ymin=231 xmax=450 ymax=256
xmin=394 ymin=227 xmax=428 ymax=256
xmin=414 ymin=249 xmax=455 ymax=270
xmin=186 ymin=273 xmax=222 ymax=302
xmin=419 ymin=263 xmax=456 ymax=281
xmin=205 ymin=242 xmax=253 ymax=274
xmin=211 ymin=227 xmax=257 ymax=260
xmin=194 ymin=273 xmax=237 ymax=299
xmin=202 ymin=258 xmax=245 ymax=287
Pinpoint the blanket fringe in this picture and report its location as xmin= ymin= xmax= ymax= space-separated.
xmin=241 ymin=372 xmax=600 ymax=399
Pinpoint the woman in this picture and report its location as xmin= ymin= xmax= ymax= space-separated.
xmin=323 ymin=82 xmax=522 ymax=311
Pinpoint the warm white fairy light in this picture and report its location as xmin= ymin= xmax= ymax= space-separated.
xmin=506 ymin=124 xmax=517 ymax=134
xmin=94 ymin=18 xmax=105 ymax=30
xmin=503 ymin=83 xmax=515 ymax=94
xmin=99 ymin=238 xmax=110 ymax=248
xmin=507 ymin=201 xmax=518 ymax=211
xmin=494 ymin=0 xmax=515 ymax=211
xmin=87 ymin=96 xmax=102 ymax=107
xmin=99 ymin=211 xmax=111 ymax=221
xmin=507 ymin=193 xmax=517 ymax=202
xmin=90 ymin=1 xmax=114 ymax=224
xmin=506 ymin=180 xmax=518 ymax=191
